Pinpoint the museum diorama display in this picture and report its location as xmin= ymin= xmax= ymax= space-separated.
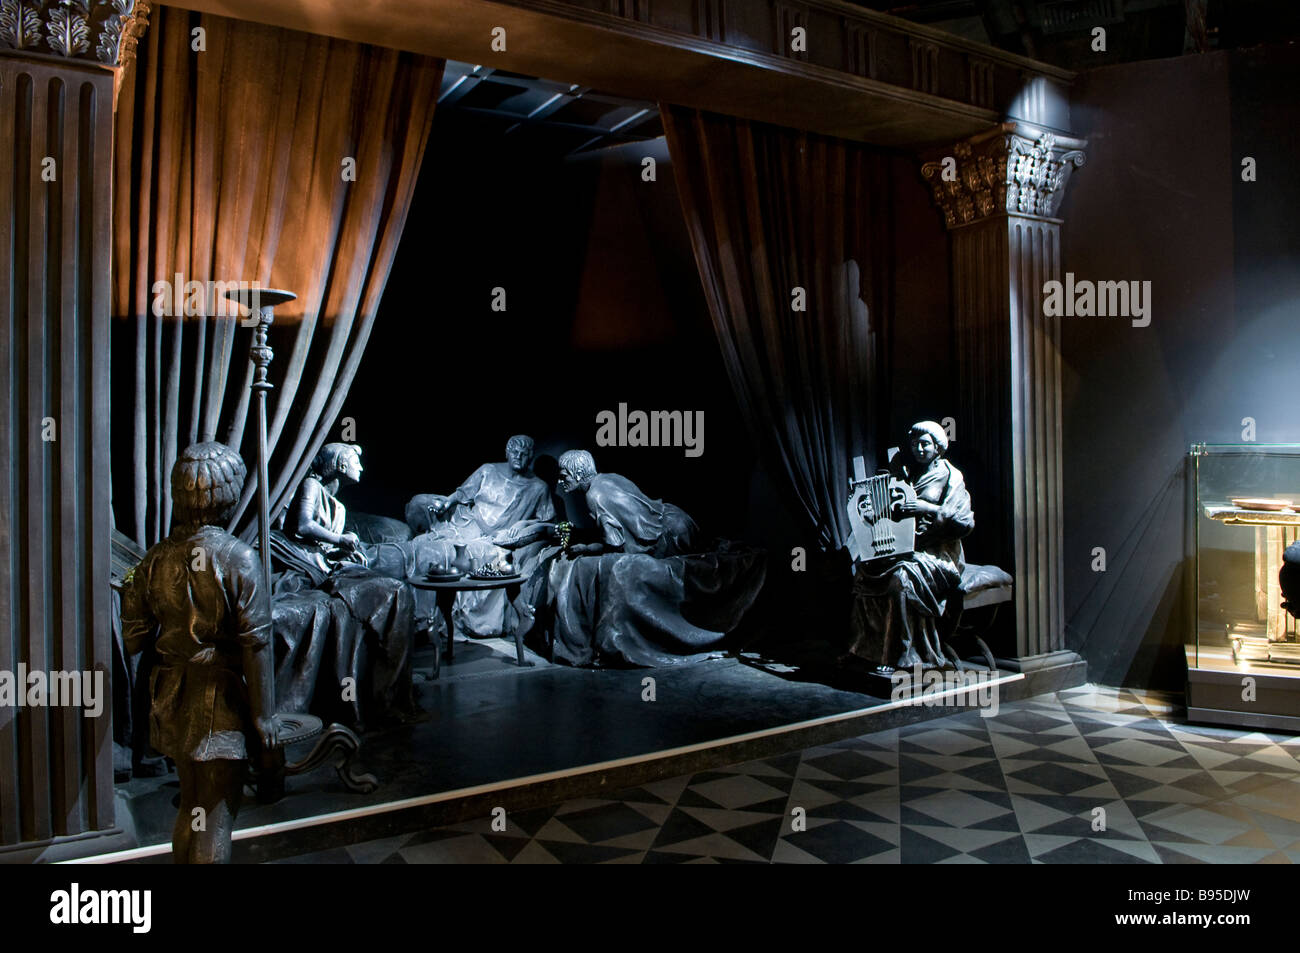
xmin=2 ymin=0 xmax=1298 ymax=867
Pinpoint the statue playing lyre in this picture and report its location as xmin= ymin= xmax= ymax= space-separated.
xmin=842 ymin=422 xmax=979 ymax=673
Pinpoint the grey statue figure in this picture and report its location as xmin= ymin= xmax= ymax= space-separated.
xmin=408 ymin=434 xmax=556 ymax=638
xmin=555 ymin=448 xmax=699 ymax=557
xmin=845 ymin=421 xmax=974 ymax=671
xmin=271 ymin=442 xmax=418 ymax=726
xmin=542 ymin=449 xmax=764 ymax=667
xmin=278 ymin=442 xmax=369 ymax=580
xmin=121 ymin=442 xmax=280 ymax=864
xmin=424 ymin=434 xmax=555 ymax=538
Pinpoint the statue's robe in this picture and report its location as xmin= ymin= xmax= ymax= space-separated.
xmin=269 ymin=477 xmax=417 ymax=727
xmin=846 ymin=457 xmax=974 ymax=668
xmin=544 ymin=473 xmax=765 ymax=667
xmin=586 ymin=473 xmax=699 ymax=557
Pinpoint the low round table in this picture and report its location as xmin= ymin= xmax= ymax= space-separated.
xmin=408 ymin=574 xmax=532 ymax=675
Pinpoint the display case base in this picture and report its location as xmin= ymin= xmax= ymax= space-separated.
xmin=1186 ymin=706 xmax=1300 ymax=732
xmin=1186 ymin=644 xmax=1300 ymax=732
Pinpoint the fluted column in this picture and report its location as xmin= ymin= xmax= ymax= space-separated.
xmin=922 ymin=123 xmax=1087 ymax=684
xmin=0 ymin=3 xmax=149 ymax=854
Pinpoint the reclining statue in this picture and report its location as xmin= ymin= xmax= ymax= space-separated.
xmin=540 ymin=449 xmax=765 ymax=667
xmin=554 ymin=449 xmax=699 ymax=557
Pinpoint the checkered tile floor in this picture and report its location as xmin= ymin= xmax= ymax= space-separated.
xmin=270 ymin=686 xmax=1300 ymax=864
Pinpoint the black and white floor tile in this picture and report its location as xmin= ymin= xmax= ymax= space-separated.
xmin=270 ymin=686 xmax=1300 ymax=864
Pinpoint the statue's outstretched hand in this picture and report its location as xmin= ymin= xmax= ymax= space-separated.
xmin=256 ymin=715 xmax=281 ymax=751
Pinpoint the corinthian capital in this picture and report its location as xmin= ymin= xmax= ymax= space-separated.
xmin=0 ymin=0 xmax=151 ymax=71
xmin=921 ymin=123 xmax=1086 ymax=228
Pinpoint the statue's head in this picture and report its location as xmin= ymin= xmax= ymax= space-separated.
xmin=505 ymin=435 xmax=536 ymax=474
xmin=908 ymin=421 xmax=948 ymax=467
xmin=557 ymin=449 xmax=597 ymax=493
xmin=171 ymin=442 xmax=246 ymax=529
xmin=312 ymin=442 xmax=364 ymax=485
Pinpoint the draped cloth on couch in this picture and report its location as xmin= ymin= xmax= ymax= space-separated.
xmin=659 ymin=106 xmax=893 ymax=551
xmin=110 ymin=6 xmax=442 ymax=728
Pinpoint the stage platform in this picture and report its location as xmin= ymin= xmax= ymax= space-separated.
xmin=79 ymin=636 xmax=1026 ymax=864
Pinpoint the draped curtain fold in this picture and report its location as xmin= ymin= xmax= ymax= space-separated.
xmin=660 ymin=106 xmax=894 ymax=551
xmin=111 ymin=5 xmax=443 ymax=547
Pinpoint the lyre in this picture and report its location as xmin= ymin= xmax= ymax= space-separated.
xmin=848 ymin=455 xmax=916 ymax=562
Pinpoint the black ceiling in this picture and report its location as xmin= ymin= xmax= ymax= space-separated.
xmin=437 ymin=62 xmax=661 ymax=157
xmin=849 ymin=0 xmax=1300 ymax=69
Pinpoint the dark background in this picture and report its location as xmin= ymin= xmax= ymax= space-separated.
xmin=337 ymin=120 xmax=755 ymax=539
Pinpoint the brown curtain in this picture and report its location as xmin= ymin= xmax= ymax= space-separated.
xmin=111 ymin=6 xmax=443 ymax=547
xmin=660 ymin=106 xmax=893 ymax=551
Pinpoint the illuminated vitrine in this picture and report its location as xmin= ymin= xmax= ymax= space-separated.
xmin=1190 ymin=443 xmax=1300 ymax=728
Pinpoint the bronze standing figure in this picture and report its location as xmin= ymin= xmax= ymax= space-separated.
xmin=121 ymin=442 xmax=279 ymax=863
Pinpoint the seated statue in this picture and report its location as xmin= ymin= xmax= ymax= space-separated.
xmin=270 ymin=442 xmax=418 ymax=727
xmin=120 ymin=442 xmax=280 ymax=863
xmin=844 ymin=421 xmax=974 ymax=672
xmin=274 ymin=442 xmax=371 ymax=582
xmin=542 ymin=449 xmax=765 ymax=667
xmin=407 ymin=434 xmax=557 ymax=638
xmin=415 ymin=434 xmax=555 ymax=541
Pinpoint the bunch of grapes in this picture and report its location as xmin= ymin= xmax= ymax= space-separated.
xmin=472 ymin=564 xmax=516 ymax=579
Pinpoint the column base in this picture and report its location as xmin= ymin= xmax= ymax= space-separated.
xmin=994 ymin=649 xmax=1087 ymax=697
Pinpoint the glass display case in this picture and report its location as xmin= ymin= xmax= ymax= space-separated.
xmin=1190 ymin=443 xmax=1300 ymax=728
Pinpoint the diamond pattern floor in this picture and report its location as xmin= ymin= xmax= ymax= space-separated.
xmin=269 ymin=686 xmax=1300 ymax=864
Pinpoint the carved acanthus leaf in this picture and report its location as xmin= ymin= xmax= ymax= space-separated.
xmin=95 ymin=9 xmax=121 ymax=61
xmin=46 ymin=0 xmax=91 ymax=57
xmin=0 ymin=0 xmax=45 ymax=51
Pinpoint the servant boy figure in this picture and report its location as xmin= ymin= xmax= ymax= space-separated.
xmin=121 ymin=441 xmax=279 ymax=863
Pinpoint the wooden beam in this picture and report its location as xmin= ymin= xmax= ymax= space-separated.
xmin=155 ymin=0 xmax=1071 ymax=148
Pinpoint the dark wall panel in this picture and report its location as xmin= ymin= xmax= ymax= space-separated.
xmin=1061 ymin=46 xmax=1300 ymax=688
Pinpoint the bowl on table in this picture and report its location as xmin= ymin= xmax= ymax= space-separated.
xmin=1230 ymin=498 xmax=1294 ymax=512
xmin=424 ymin=567 xmax=462 ymax=581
